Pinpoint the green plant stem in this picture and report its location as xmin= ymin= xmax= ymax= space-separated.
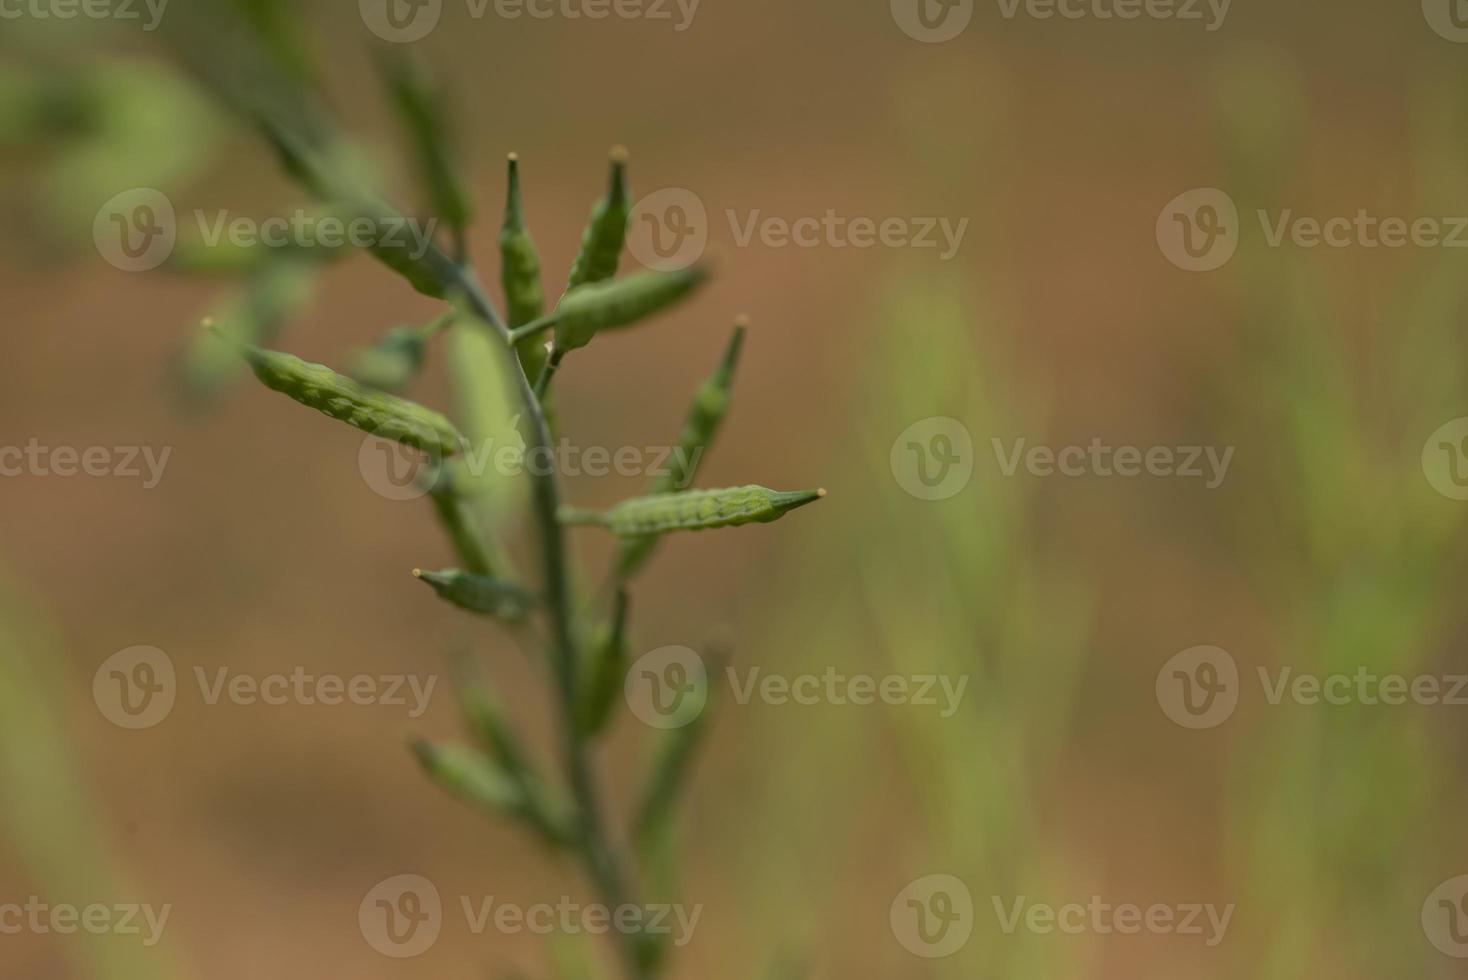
xmin=448 ymin=267 xmax=648 ymax=980
xmin=535 ymin=345 xmax=567 ymax=401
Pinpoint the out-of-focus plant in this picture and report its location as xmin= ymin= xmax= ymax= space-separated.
xmin=726 ymin=270 xmax=1091 ymax=979
xmin=1213 ymin=50 xmax=1468 ymax=980
xmin=0 ymin=571 xmax=186 ymax=980
xmin=147 ymin=5 xmax=824 ymax=979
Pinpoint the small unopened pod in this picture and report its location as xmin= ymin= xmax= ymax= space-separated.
xmin=563 ymin=485 xmax=826 ymax=536
xmin=413 ymin=568 xmax=533 ymax=620
xmin=549 ymin=264 xmax=709 ymax=352
xmin=216 ymin=326 xmax=465 ymax=456
xmin=565 ymin=147 xmax=630 ymax=292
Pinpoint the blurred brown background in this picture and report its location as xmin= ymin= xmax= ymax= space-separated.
xmin=3 ymin=1 xmax=1468 ymax=978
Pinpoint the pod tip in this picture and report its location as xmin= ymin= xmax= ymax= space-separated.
xmin=507 ymin=151 xmax=520 ymax=162
xmin=816 ymin=487 xmax=828 ymax=498
xmin=411 ymin=568 xmax=425 ymax=579
xmin=733 ymin=314 xmax=751 ymax=329
xmin=610 ymin=144 xmax=630 ymax=163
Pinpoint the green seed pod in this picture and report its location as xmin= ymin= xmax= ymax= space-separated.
xmin=412 ymin=568 xmax=533 ymax=620
xmin=500 ymin=153 xmax=548 ymax=378
xmin=565 ymin=147 xmax=630 ymax=292
xmin=179 ymin=260 xmax=317 ymax=403
xmin=411 ymin=739 xmax=524 ymax=816
xmin=578 ymin=589 xmax=630 ymax=736
xmin=564 ymin=485 xmax=825 ymax=536
xmin=380 ymin=52 xmax=472 ymax=240
xmin=530 ymin=265 xmax=708 ymax=353
xmin=345 ymin=312 xmax=453 ymax=393
xmin=214 ymin=327 xmax=465 ymax=455
xmin=617 ymin=320 xmax=747 ymax=577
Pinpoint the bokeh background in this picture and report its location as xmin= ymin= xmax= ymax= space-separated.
xmin=3 ymin=1 xmax=1468 ymax=978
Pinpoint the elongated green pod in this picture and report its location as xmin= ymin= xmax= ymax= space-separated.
xmin=513 ymin=265 xmax=708 ymax=352
xmin=578 ymin=589 xmax=630 ymax=735
xmin=413 ymin=568 xmax=533 ymax=619
xmin=425 ymin=478 xmax=502 ymax=578
xmin=380 ymin=52 xmax=471 ymax=242
xmin=411 ymin=739 xmax=526 ymax=819
xmin=565 ymin=147 xmax=630 ymax=292
xmin=214 ymin=326 xmax=465 ymax=456
xmin=448 ymin=654 xmax=571 ymax=846
xmin=564 ymin=485 xmax=825 ymax=536
xmin=617 ymin=320 xmax=747 ymax=576
xmin=346 ymin=312 xmax=453 ymax=392
xmin=500 ymin=154 xmax=548 ymax=378
xmin=179 ymin=259 xmax=316 ymax=402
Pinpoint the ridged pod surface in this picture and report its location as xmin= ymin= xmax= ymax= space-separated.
xmin=567 ymin=485 xmax=825 ymax=536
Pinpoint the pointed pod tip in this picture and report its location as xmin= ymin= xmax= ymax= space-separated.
xmin=733 ymin=314 xmax=751 ymax=330
xmin=610 ymin=144 xmax=630 ymax=164
xmin=411 ymin=568 xmax=425 ymax=579
xmin=507 ymin=151 xmax=519 ymax=162
xmin=771 ymin=487 xmax=827 ymax=513
xmin=817 ymin=487 xmax=828 ymax=498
